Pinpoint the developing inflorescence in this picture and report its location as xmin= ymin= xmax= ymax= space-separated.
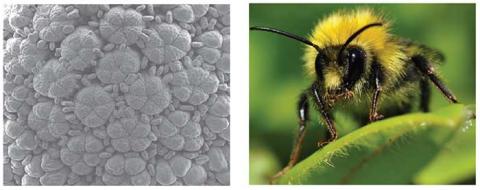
xmin=4 ymin=4 xmax=230 ymax=186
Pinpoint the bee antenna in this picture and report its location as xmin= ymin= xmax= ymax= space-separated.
xmin=250 ymin=26 xmax=321 ymax=52
xmin=338 ymin=23 xmax=383 ymax=62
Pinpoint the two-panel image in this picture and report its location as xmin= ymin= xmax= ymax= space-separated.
xmin=1 ymin=3 xmax=476 ymax=187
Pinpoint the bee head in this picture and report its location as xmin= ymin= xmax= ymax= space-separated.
xmin=315 ymin=45 xmax=367 ymax=95
xmin=315 ymin=23 xmax=382 ymax=96
xmin=250 ymin=22 xmax=382 ymax=98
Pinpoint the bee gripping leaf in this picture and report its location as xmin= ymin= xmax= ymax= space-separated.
xmin=275 ymin=104 xmax=475 ymax=184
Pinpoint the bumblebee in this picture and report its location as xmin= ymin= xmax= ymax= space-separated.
xmin=250 ymin=9 xmax=459 ymax=179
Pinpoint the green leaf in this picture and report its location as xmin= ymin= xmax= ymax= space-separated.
xmin=250 ymin=146 xmax=281 ymax=184
xmin=414 ymin=115 xmax=476 ymax=184
xmin=275 ymin=104 xmax=475 ymax=184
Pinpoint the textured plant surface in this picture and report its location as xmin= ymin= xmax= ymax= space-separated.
xmin=275 ymin=104 xmax=475 ymax=184
xmin=4 ymin=4 xmax=230 ymax=186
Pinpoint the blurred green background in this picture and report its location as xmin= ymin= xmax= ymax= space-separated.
xmin=249 ymin=4 xmax=475 ymax=184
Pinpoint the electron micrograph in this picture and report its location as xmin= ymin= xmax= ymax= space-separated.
xmin=3 ymin=4 xmax=230 ymax=186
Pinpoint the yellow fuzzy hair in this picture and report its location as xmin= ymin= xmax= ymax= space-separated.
xmin=303 ymin=9 xmax=408 ymax=89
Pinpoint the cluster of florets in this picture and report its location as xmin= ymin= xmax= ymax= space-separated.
xmin=4 ymin=4 xmax=230 ymax=186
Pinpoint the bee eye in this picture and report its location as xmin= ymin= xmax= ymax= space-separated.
xmin=315 ymin=53 xmax=326 ymax=80
xmin=341 ymin=47 xmax=366 ymax=89
xmin=347 ymin=47 xmax=366 ymax=66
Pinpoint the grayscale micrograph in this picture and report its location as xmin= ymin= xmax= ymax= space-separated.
xmin=3 ymin=4 xmax=230 ymax=186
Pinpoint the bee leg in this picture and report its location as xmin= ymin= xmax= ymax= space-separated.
xmin=369 ymin=89 xmax=384 ymax=122
xmin=369 ymin=63 xmax=384 ymax=122
xmin=311 ymin=83 xmax=337 ymax=147
xmin=271 ymin=92 xmax=310 ymax=182
xmin=412 ymin=55 xmax=458 ymax=103
xmin=420 ymin=79 xmax=431 ymax=112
